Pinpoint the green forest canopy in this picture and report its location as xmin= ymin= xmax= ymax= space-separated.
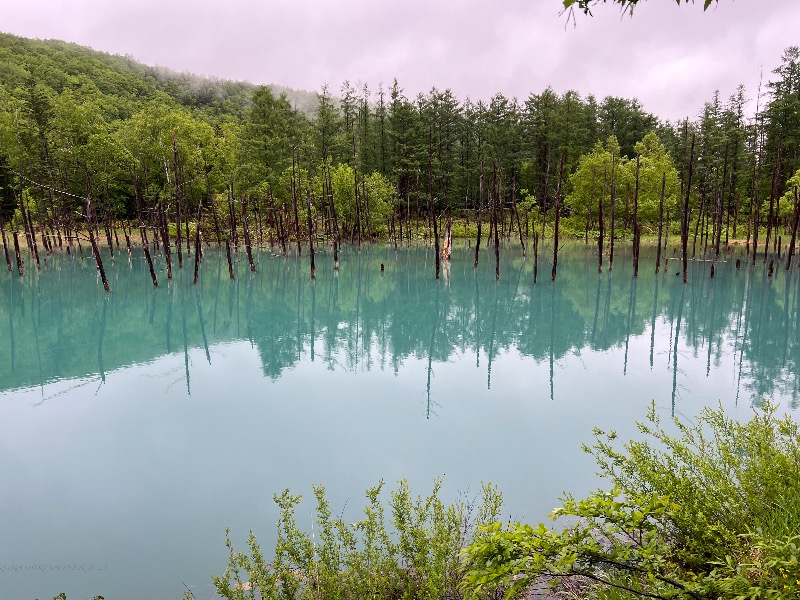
xmin=0 ymin=32 xmax=798 ymax=247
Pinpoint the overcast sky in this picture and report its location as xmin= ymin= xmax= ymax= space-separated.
xmin=1 ymin=0 xmax=798 ymax=122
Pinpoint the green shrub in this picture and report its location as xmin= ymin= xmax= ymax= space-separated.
xmin=462 ymin=402 xmax=800 ymax=600
xmin=212 ymin=479 xmax=502 ymax=600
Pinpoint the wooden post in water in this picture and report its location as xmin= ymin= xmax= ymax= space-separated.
xmin=533 ymin=231 xmax=539 ymax=284
xmin=429 ymin=127 xmax=440 ymax=280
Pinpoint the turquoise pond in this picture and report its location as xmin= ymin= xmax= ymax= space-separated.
xmin=0 ymin=240 xmax=797 ymax=599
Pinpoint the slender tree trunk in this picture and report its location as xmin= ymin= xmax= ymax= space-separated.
xmin=193 ymin=201 xmax=203 ymax=284
xmin=159 ymin=201 xmax=173 ymax=280
xmin=656 ymin=173 xmax=666 ymax=274
xmin=0 ymin=212 xmax=11 ymax=271
xmin=609 ymin=151 xmax=617 ymax=271
xmin=474 ymin=158 xmax=484 ymax=268
xmin=292 ymin=148 xmax=302 ymax=257
xmin=242 ymin=195 xmax=255 ymax=272
xmin=633 ymin=154 xmax=640 ymax=277
xmin=307 ymin=189 xmax=316 ymax=279
xmin=552 ymin=155 xmax=564 ymax=282
xmin=786 ymin=187 xmax=799 ymax=271
xmin=598 ymin=170 xmax=605 ymax=273
xmin=225 ymin=237 xmax=235 ymax=279
xmin=85 ymin=178 xmax=109 ymax=293
xmin=493 ymin=165 xmax=500 ymax=281
xmin=682 ymin=134 xmax=696 ymax=284
xmin=12 ymin=230 xmax=23 ymax=276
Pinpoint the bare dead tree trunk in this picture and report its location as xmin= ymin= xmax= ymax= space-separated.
xmin=493 ymin=165 xmax=500 ymax=281
xmin=474 ymin=157 xmax=484 ymax=269
xmin=609 ymin=150 xmax=617 ymax=271
xmin=0 ymin=212 xmax=11 ymax=271
xmin=133 ymin=169 xmax=157 ymax=287
xmin=193 ymin=200 xmax=203 ymax=284
xmin=225 ymin=237 xmax=235 ymax=280
xmin=307 ymin=189 xmax=315 ymax=279
xmin=633 ymin=154 xmax=640 ymax=277
xmin=682 ymin=134 xmax=696 ymax=284
xmin=242 ymin=195 xmax=255 ymax=272
xmin=85 ymin=177 xmax=109 ymax=293
xmin=552 ymin=155 xmax=564 ymax=282
xmin=656 ymin=173 xmax=666 ymax=274
xmin=786 ymin=187 xmax=799 ymax=271
xmin=159 ymin=201 xmax=173 ymax=280
xmin=598 ymin=169 xmax=605 ymax=273
xmin=12 ymin=230 xmax=23 ymax=276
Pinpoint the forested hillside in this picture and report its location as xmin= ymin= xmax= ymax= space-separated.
xmin=0 ymin=31 xmax=798 ymax=274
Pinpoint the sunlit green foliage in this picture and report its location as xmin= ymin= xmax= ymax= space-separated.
xmin=463 ymin=403 xmax=800 ymax=600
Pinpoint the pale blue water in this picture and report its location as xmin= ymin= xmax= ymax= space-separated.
xmin=0 ymin=241 xmax=797 ymax=599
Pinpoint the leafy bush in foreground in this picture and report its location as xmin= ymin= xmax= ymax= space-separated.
xmin=462 ymin=402 xmax=800 ymax=600
xmin=212 ymin=479 xmax=503 ymax=600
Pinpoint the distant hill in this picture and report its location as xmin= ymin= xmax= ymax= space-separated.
xmin=0 ymin=32 xmax=321 ymax=120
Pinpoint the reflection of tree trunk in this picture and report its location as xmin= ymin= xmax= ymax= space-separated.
xmin=474 ymin=270 xmax=481 ymax=368
xmin=671 ymin=286 xmax=686 ymax=416
xmin=310 ymin=277 xmax=316 ymax=363
xmin=624 ymin=277 xmax=637 ymax=376
xmin=97 ymin=296 xmax=108 ymax=383
xmin=426 ymin=283 xmax=441 ymax=419
xmin=649 ymin=275 xmax=660 ymax=369
xmin=165 ymin=284 xmax=174 ymax=353
xmin=182 ymin=287 xmax=190 ymax=396
xmin=195 ymin=288 xmax=211 ymax=364
xmin=487 ymin=282 xmax=499 ymax=390
xmin=591 ymin=273 xmax=602 ymax=345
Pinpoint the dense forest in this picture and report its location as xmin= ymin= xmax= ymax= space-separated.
xmin=0 ymin=32 xmax=799 ymax=284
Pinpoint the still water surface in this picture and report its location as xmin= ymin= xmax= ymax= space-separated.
xmin=1 ymin=242 xmax=797 ymax=599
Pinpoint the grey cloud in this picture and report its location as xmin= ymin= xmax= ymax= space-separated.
xmin=1 ymin=0 xmax=797 ymax=121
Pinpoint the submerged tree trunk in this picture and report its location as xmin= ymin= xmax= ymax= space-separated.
xmin=85 ymin=178 xmax=109 ymax=293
